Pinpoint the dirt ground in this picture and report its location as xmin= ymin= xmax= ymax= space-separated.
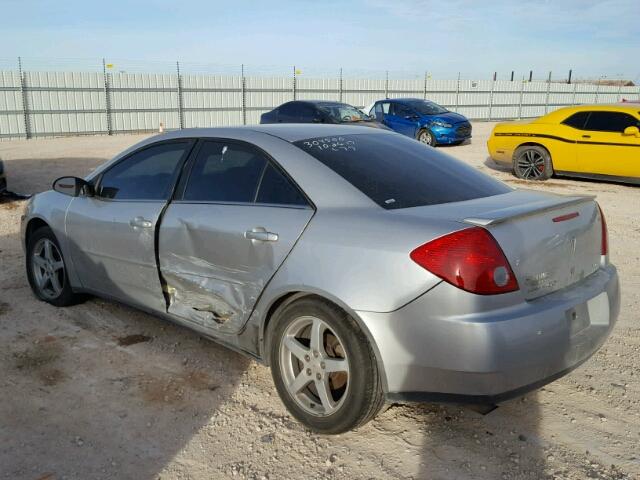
xmin=1 ymin=124 xmax=639 ymax=480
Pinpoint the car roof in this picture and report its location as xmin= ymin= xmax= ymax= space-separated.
xmin=541 ymin=103 xmax=640 ymax=122
xmin=377 ymin=98 xmax=426 ymax=104
xmin=284 ymin=100 xmax=350 ymax=107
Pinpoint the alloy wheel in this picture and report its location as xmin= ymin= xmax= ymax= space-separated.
xmin=516 ymin=149 xmax=546 ymax=179
xmin=419 ymin=130 xmax=434 ymax=146
xmin=31 ymin=238 xmax=65 ymax=300
xmin=279 ymin=316 xmax=350 ymax=417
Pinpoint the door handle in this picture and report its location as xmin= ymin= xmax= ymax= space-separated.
xmin=582 ymin=135 xmax=591 ymax=139
xmin=129 ymin=216 xmax=153 ymax=229
xmin=244 ymin=228 xmax=278 ymax=242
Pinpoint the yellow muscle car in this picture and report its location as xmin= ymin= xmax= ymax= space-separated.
xmin=487 ymin=104 xmax=640 ymax=183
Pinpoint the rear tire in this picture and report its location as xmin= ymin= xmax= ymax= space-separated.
xmin=26 ymin=226 xmax=80 ymax=307
xmin=269 ymin=296 xmax=385 ymax=434
xmin=513 ymin=145 xmax=553 ymax=181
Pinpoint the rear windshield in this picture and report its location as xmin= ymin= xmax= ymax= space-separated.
xmin=293 ymin=133 xmax=510 ymax=209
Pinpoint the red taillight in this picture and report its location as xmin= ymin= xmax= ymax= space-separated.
xmin=410 ymin=227 xmax=519 ymax=295
xmin=597 ymin=204 xmax=608 ymax=256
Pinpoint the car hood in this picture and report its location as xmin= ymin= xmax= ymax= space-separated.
xmin=421 ymin=111 xmax=468 ymax=125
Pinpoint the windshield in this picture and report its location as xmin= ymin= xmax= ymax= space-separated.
xmin=407 ymin=100 xmax=448 ymax=115
xmin=318 ymin=103 xmax=372 ymax=123
xmin=293 ymin=133 xmax=510 ymax=210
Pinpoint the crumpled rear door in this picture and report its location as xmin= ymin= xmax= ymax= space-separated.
xmin=158 ymin=203 xmax=313 ymax=334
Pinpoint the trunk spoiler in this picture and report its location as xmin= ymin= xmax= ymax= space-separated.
xmin=463 ymin=194 xmax=595 ymax=227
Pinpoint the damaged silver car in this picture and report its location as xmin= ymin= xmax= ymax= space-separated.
xmin=22 ymin=125 xmax=619 ymax=433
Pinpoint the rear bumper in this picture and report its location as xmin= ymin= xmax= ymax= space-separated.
xmin=357 ymin=265 xmax=620 ymax=400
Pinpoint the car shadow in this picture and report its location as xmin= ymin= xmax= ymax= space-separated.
xmin=484 ymin=156 xmax=513 ymax=174
xmin=0 ymin=223 xmax=251 ymax=479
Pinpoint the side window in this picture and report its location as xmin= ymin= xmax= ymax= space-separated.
xmin=298 ymin=104 xmax=317 ymax=122
xmin=98 ymin=142 xmax=189 ymax=200
xmin=584 ymin=112 xmax=640 ymax=133
xmin=256 ymin=163 xmax=308 ymax=206
xmin=392 ymin=104 xmax=414 ymax=118
xmin=183 ymin=141 xmax=267 ymax=202
xmin=373 ymin=102 xmax=387 ymax=121
xmin=278 ymin=102 xmax=299 ymax=121
xmin=562 ymin=111 xmax=590 ymax=129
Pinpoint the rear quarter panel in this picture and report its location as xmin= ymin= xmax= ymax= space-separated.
xmin=489 ymin=121 xmax=578 ymax=171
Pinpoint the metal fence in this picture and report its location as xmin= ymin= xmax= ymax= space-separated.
xmin=1 ymin=67 xmax=639 ymax=140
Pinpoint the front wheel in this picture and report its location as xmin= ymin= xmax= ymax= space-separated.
xmin=417 ymin=129 xmax=435 ymax=146
xmin=513 ymin=145 xmax=553 ymax=180
xmin=26 ymin=226 xmax=80 ymax=307
xmin=269 ymin=297 xmax=384 ymax=434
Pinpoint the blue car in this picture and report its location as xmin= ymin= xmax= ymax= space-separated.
xmin=369 ymin=98 xmax=472 ymax=146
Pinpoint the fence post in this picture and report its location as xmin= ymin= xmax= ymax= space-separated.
xmin=594 ymin=80 xmax=601 ymax=104
xmin=517 ymin=78 xmax=524 ymax=120
xmin=544 ymin=71 xmax=552 ymax=114
xmin=339 ymin=68 xmax=343 ymax=102
xmin=102 ymin=58 xmax=113 ymax=135
xmin=292 ymin=66 xmax=297 ymax=100
xmin=571 ymin=81 xmax=577 ymax=105
xmin=18 ymin=57 xmax=31 ymax=139
xmin=488 ymin=75 xmax=495 ymax=121
xmin=423 ymin=72 xmax=427 ymax=100
xmin=617 ymin=82 xmax=622 ymax=103
xmin=176 ymin=61 xmax=184 ymax=129
xmin=455 ymin=73 xmax=460 ymax=112
xmin=241 ymin=64 xmax=246 ymax=125
xmin=384 ymin=70 xmax=389 ymax=99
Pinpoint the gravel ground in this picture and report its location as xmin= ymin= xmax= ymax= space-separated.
xmin=0 ymin=124 xmax=639 ymax=480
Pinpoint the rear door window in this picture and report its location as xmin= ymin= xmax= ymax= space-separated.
xmin=584 ymin=112 xmax=640 ymax=132
xmin=297 ymin=104 xmax=317 ymax=122
xmin=277 ymin=103 xmax=300 ymax=122
xmin=183 ymin=141 xmax=267 ymax=202
xmin=293 ymin=134 xmax=510 ymax=209
xmin=256 ymin=163 xmax=308 ymax=206
xmin=561 ymin=111 xmax=590 ymax=129
xmin=182 ymin=140 xmax=309 ymax=207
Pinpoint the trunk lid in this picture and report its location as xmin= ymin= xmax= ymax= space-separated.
xmin=396 ymin=190 xmax=603 ymax=299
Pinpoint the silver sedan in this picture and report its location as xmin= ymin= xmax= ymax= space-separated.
xmin=21 ymin=125 xmax=620 ymax=433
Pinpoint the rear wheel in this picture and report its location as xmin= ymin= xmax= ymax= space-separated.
xmin=513 ymin=145 xmax=553 ymax=180
xmin=26 ymin=226 xmax=80 ymax=307
xmin=269 ymin=297 xmax=384 ymax=434
xmin=417 ymin=129 xmax=435 ymax=146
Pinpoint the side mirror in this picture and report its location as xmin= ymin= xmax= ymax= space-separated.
xmin=623 ymin=126 xmax=640 ymax=137
xmin=52 ymin=176 xmax=94 ymax=197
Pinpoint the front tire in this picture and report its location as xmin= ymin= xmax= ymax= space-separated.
xmin=269 ymin=297 xmax=384 ymax=434
xmin=513 ymin=145 xmax=553 ymax=180
xmin=417 ymin=129 xmax=435 ymax=146
xmin=26 ymin=226 xmax=80 ymax=307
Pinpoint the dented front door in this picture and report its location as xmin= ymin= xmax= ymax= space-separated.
xmin=158 ymin=203 xmax=313 ymax=334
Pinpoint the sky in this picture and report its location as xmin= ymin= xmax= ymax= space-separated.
xmin=1 ymin=0 xmax=639 ymax=80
